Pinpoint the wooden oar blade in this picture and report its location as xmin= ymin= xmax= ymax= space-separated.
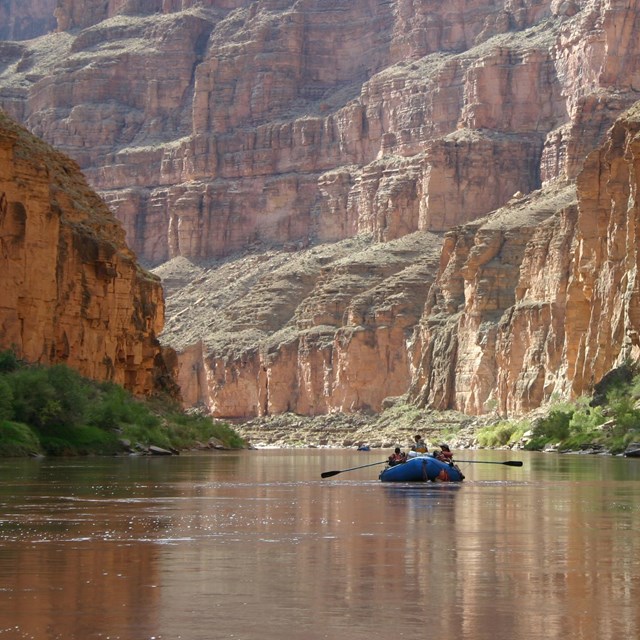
xmin=503 ymin=460 xmax=523 ymax=466
xmin=320 ymin=470 xmax=342 ymax=478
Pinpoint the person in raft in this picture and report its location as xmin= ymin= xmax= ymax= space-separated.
xmin=433 ymin=444 xmax=465 ymax=479
xmin=439 ymin=443 xmax=454 ymax=460
xmin=388 ymin=447 xmax=407 ymax=466
xmin=410 ymin=434 xmax=428 ymax=454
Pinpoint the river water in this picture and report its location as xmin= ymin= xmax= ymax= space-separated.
xmin=0 ymin=450 xmax=639 ymax=640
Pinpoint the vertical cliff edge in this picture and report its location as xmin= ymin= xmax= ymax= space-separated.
xmin=411 ymin=102 xmax=640 ymax=416
xmin=0 ymin=111 xmax=173 ymax=395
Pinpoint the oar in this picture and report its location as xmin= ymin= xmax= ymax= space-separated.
xmin=321 ymin=460 xmax=389 ymax=478
xmin=454 ymin=459 xmax=523 ymax=467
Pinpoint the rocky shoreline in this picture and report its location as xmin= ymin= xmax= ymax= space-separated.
xmin=232 ymin=407 xmax=640 ymax=457
xmin=233 ymin=407 xmax=497 ymax=451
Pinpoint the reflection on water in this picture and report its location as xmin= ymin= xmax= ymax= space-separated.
xmin=0 ymin=451 xmax=639 ymax=639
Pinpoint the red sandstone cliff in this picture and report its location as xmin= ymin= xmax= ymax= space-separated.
xmin=1 ymin=0 xmax=640 ymax=418
xmin=0 ymin=111 xmax=171 ymax=395
xmin=411 ymin=102 xmax=640 ymax=416
xmin=5 ymin=0 xmax=633 ymax=264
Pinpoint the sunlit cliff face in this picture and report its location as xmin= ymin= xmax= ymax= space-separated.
xmin=0 ymin=113 xmax=168 ymax=395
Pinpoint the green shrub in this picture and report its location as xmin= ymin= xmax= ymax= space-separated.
xmin=7 ymin=364 xmax=91 ymax=433
xmin=0 ymin=359 xmax=245 ymax=457
xmin=0 ymin=378 xmax=13 ymax=422
xmin=0 ymin=349 xmax=20 ymax=373
xmin=526 ymin=393 xmax=632 ymax=451
xmin=607 ymin=387 xmax=640 ymax=435
xmin=630 ymin=374 xmax=640 ymax=399
xmin=476 ymin=420 xmax=529 ymax=448
xmin=532 ymin=406 xmax=573 ymax=442
xmin=568 ymin=398 xmax=605 ymax=432
xmin=559 ymin=397 xmax=607 ymax=449
xmin=88 ymin=382 xmax=160 ymax=432
xmin=46 ymin=364 xmax=90 ymax=428
xmin=0 ymin=421 xmax=42 ymax=456
xmin=120 ymin=422 xmax=172 ymax=449
xmin=476 ymin=422 xmax=517 ymax=447
xmin=39 ymin=423 xmax=119 ymax=456
xmin=164 ymin=411 xmax=246 ymax=449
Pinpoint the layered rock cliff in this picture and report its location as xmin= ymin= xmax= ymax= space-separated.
xmin=0 ymin=111 xmax=171 ymax=395
xmin=1 ymin=0 xmax=640 ymax=418
xmin=411 ymin=102 xmax=640 ymax=417
xmin=4 ymin=0 xmax=634 ymax=264
xmin=155 ymin=231 xmax=444 ymax=415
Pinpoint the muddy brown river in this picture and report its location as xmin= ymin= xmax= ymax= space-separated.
xmin=1 ymin=450 xmax=639 ymax=640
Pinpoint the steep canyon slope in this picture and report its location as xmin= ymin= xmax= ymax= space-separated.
xmin=1 ymin=0 xmax=640 ymax=418
xmin=0 ymin=111 xmax=171 ymax=395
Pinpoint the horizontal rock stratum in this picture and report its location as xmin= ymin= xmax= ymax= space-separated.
xmin=1 ymin=0 xmax=640 ymax=417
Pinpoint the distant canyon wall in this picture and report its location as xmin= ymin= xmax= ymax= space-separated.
xmin=0 ymin=112 xmax=172 ymax=395
xmin=0 ymin=0 xmax=56 ymax=40
xmin=2 ymin=0 xmax=638 ymax=265
xmin=167 ymin=233 xmax=446 ymax=417
xmin=175 ymin=102 xmax=640 ymax=419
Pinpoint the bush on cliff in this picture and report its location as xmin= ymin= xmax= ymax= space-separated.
xmin=453 ymin=370 xmax=640 ymax=453
xmin=526 ymin=405 xmax=574 ymax=449
xmin=0 ymin=421 xmax=42 ymax=457
xmin=0 ymin=351 xmax=245 ymax=457
xmin=524 ymin=388 xmax=640 ymax=453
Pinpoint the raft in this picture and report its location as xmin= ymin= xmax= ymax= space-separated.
xmin=379 ymin=455 xmax=464 ymax=482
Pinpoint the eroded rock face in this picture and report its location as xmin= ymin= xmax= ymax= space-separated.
xmin=2 ymin=0 xmax=640 ymax=418
xmin=156 ymin=232 xmax=444 ymax=416
xmin=164 ymin=100 xmax=640 ymax=420
xmin=3 ymin=0 xmax=638 ymax=266
xmin=0 ymin=112 xmax=172 ymax=395
xmin=410 ymin=103 xmax=640 ymax=416
xmin=410 ymin=184 xmax=579 ymax=415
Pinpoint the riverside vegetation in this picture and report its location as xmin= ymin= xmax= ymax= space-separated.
xmin=2 ymin=345 xmax=639 ymax=457
xmin=476 ymin=363 xmax=640 ymax=454
xmin=0 ymin=350 xmax=245 ymax=457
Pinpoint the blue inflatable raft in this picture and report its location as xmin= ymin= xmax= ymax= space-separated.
xmin=379 ymin=455 xmax=464 ymax=482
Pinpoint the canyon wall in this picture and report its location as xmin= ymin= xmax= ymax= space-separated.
xmin=4 ymin=0 xmax=631 ymax=266
xmin=0 ymin=112 xmax=172 ymax=395
xmin=155 ymin=232 xmax=445 ymax=415
xmin=411 ymin=103 xmax=640 ymax=416
xmin=1 ymin=0 xmax=640 ymax=417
